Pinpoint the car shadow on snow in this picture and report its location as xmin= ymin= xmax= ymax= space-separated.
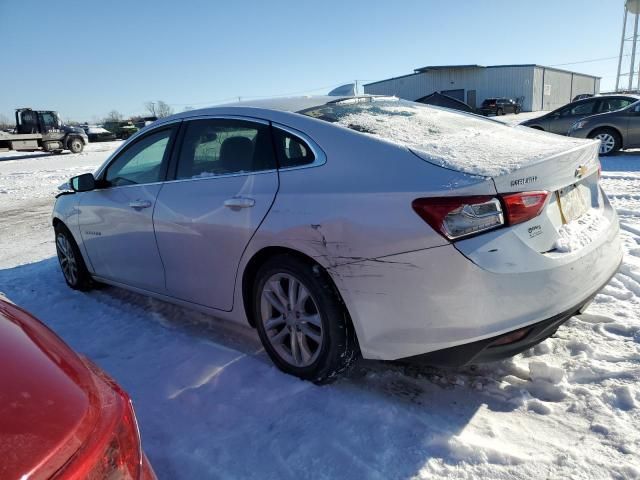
xmin=0 ymin=257 xmax=524 ymax=479
xmin=601 ymin=151 xmax=640 ymax=172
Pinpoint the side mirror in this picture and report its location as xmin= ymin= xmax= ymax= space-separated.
xmin=70 ymin=173 xmax=96 ymax=192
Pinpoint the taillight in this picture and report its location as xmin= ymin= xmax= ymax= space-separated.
xmin=501 ymin=191 xmax=550 ymax=226
xmin=412 ymin=196 xmax=504 ymax=240
xmin=85 ymin=398 xmax=142 ymax=480
xmin=52 ymin=363 xmax=143 ymax=480
xmin=412 ymin=191 xmax=549 ymax=241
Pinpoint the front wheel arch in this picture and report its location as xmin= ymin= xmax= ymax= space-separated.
xmin=588 ymin=126 xmax=623 ymax=152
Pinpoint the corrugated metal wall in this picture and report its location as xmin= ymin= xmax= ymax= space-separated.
xmin=572 ymin=74 xmax=598 ymax=98
xmin=534 ymin=67 xmax=599 ymax=111
xmin=486 ymin=66 xmax=535 ymax=111
xmin=364 ymin=65 xmax=599 ymax=112
xmin=364 ymin=68 xmax=489 ymax=104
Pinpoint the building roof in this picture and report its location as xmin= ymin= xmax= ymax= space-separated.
xmin=414 ymin=64 xmax=484 ymax=73
xmin=365 ymin=63 xmax=601 ymax=87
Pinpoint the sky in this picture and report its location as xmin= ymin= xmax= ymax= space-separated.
xmin=0 ymin=0 xmax=630 ymax=122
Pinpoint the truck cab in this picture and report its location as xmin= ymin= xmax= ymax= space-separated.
xmin=0 ymin=108 xmax=88 ymax=154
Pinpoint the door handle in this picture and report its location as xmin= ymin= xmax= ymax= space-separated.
xmin=224 ymin=197 xmax=255 ymax=209
xmin=128 ymin=200 xmax=152 ymax=209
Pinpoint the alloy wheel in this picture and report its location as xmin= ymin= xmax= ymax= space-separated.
xmin=56 ymin=233 xmax=78 ymax=285
xmin=595 ymin=133 xmax=616 ymax=154
xmin=260 ymin=273 xmax=323 ymax=368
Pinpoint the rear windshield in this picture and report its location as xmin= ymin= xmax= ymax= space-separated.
xmin=482 ymin=99 xmax=497 ymax=105
xmin=296 ymin=97 xmax=588 ymax=177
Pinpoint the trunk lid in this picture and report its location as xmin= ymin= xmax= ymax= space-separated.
xmin=0 ymin=301 xmax=94 ymax=480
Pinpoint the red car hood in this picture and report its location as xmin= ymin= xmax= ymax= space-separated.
xmin=0 ymin=300 xmax=96 ymax=480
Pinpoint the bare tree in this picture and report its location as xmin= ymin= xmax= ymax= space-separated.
xmin=0 ymin=113 xmax=13 ymax=131
xmin=144 ymin=100 xmax=174 ymax=118
xmin=156 ymin=101 xmax=173 ymax=118
xmin=105 ymin=110 xmax=123 ymax=122
xmin=144 ymin=101 xmax=157 ymax=117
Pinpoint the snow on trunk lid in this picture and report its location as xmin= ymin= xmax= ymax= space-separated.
xmin=302 ymin=98 xmax=592 ymax=178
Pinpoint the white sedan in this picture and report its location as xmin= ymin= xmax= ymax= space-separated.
xmin=52 ymin=96 xmax=622 ymax=383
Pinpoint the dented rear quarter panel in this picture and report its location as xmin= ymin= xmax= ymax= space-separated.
xmin=234 ymin=112 xmax=497 ymax=338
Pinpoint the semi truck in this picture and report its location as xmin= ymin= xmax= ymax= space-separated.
xmin=0 ymin=108 xmax=88 ymax=154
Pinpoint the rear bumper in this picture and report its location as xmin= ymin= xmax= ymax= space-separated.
xmin=399 ymin=261 xmax=618 ymax=367
xmin=332 ymin=201 xmax=622 ymax=361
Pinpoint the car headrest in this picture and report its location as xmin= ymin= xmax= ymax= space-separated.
xmin=219 ymin=136 xmax=254 ymax=172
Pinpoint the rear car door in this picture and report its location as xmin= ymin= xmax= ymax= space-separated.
xmin=78 ymin=124 xmax=178 ymax=292
xmin=153 ymin=117 xmax=279 ymax=311
xmin=623 ymin=103 xmax=640 ymax=147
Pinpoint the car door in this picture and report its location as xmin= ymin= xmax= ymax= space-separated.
xmin=549 ymin=100 xmax=597 ymax=134
xmin=153 ymin=117 xmax=279 ymax=311
xmin=623 ymin=103 xmax=640 ymax=147
xmin=77 ymin=124 xmax=178 ymax=292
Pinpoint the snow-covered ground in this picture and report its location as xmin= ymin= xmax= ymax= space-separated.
xmin=1 ymin=138 xmax=639 ymax=479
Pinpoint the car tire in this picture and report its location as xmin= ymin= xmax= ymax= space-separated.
xmin=589 ymin=128 xmax=621 ymax=156
xmin=68 ymin=137 xmax=84 ymax=154
xmin=496 ymin=108 xmax=503 ymax=116
xmin=515 ymin=107 xmax=521 ymax=114
xmin=55 ymin=224 xmax=93 ymax=291
xmin=253 ymin=254 xmax=359 ymax=384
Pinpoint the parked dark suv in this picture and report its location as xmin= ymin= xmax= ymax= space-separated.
xmin=520 ymin=95 xmax=639 ymax=135
xmin=480 ymin=98 xmax=521 ymax=116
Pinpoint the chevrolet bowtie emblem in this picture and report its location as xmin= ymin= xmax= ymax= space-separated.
xmin=574 ymin=165 xmax=589 ymax=178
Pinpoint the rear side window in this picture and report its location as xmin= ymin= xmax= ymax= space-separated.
xmin=175 ymin=119 xmax=276 ymax=179
xmin=598 ymin=98 xmax=634 ymax=113
xmin=272 ymin=128 xmax=315 ymax=168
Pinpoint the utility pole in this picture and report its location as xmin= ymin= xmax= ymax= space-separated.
xmin=616 ymin=0 xmax=640 ymax=92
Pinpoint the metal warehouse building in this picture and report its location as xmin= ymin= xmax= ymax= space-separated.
xmin=363 ymin=64 xmax=601 ymax=112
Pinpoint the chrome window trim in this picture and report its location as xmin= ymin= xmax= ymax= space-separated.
xmin=181 ymin=114 xmax=270 ymax=125
xmin=271 ymin=122 xmax=327 ymax=171
xmin=161 ymin=168 xmax=278 ymax=186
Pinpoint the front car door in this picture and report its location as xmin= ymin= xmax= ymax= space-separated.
xmin=548 ymin=100 xmax=597 ymax=134
xmin=153 ymin=117 xmax=279 ymax=311
xmin=77 ymin=124 xmax=178 ymax=292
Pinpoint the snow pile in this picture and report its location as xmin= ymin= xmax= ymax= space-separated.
xmin=553 ymin=211 xmax=611 ymax=253
xmin=1 ymin=143 xmax=640 ymax=479
xmin=86 ymin=126 xmax=111 ymax=134
xmin=332 ymin=101 xmax=590 ymax=177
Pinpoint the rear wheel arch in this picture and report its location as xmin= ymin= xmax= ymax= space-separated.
xmin=241 ymin=246 xmax=350 ymax=329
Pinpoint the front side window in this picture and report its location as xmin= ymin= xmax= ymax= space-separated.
xmin=272 ymin=128 xmax=315 ymax=168
xmin=41 ymin=112 xmax=58 ymax=129
xmin=105 ymin=128 xmax=173 ymax=187
xmin=176 ymin=119 xmax=276 ymax=180
xmin=569 ymin=101 xmax=596 ymax=116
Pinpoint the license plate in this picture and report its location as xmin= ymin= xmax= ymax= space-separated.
xmin=558 ymin=184 xmax=588 ymax=223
